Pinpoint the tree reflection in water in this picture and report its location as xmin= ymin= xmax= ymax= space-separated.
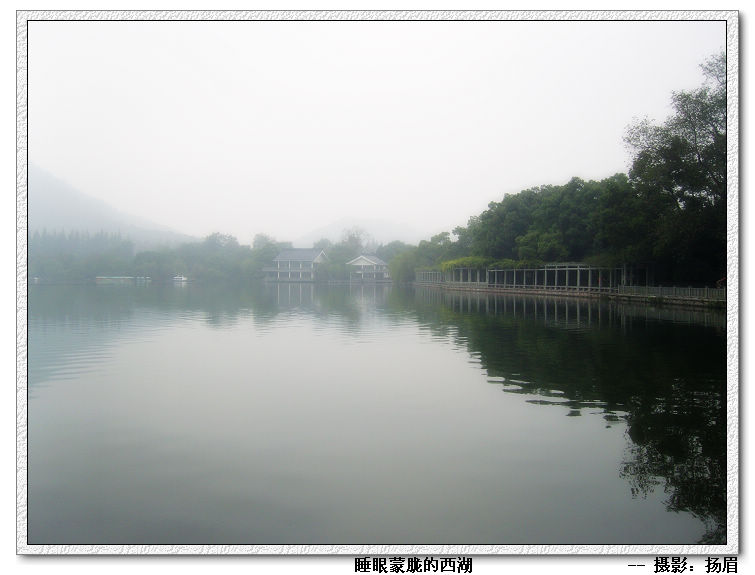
xmin=407 ymin=287 xmax=727 ymax=544
xmin=29 ymin=283 xmax=728 ymax=543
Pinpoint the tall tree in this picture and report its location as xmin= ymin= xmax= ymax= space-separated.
xmin=624 ymin=52 xmax=726 ymax=283
xmin=625 ymin=52 xmax=725 ymax=209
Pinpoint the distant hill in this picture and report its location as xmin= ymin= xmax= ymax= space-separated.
xmin=27 ymin=165 xmax=197 ymax=251
xmin=293 ymin=217 xmax=423 ymax=248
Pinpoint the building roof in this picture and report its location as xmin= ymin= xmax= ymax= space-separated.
xmin=346 ymin=254 xmax=388 ymax=267
xmin=273 ymin=249 xmax=327 ymax=262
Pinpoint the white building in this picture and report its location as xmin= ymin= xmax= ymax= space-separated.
xmin=265 ymin=249 xmax=327 ymax=282
xmin=346 ymin=254 xmax=391 ymax=282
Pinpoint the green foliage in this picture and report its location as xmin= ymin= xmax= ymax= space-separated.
xmin=515 ymin=227 xmax=567 ymax=261
xmin=29 ymin=230 xmax=134 ymax=282
xmin=246 ymin=234 xmax=281 ymax=278
xmin=623 ymin=52 xmax=726 ymax=283
xmin=30 ymin=230 xmax=292 ymax=284
xmin=398 ymin=52 xmax=726 ymax=285
xmin=488 ymin=258 xmax=520 ymax=269
xmin=625 ymin=52 xmax=725 ymax=209
xmin=375 ymin=240 xmax=413 ymax=263
xmin=133 ymin=250 xmax=175 ymax=282
xmin=315 ymin=230 xmax=364 ymax=281
xmin=389 ymin=249 xmax=420 ymax=284
xmin=439 ymin=256 xmax=491 ymax=272
xmin=386 ymin=233 xmax=474 ymax=283
xmin=312 ymin=237 xmax=333 ymax=251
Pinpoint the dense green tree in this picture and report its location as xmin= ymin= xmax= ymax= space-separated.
xmin=587 ymin=174 xmax=652 ymax=266
xmin=203 ymin=232 xmax=240 ymax=250
xmin=388 ymin=249 xmax=419 ymax=284
xmin=29 ymin=230 xmax=135 ymax=283
xmin=624 ymin=52 xmax=726 ymax=283
xmin=312 ymin=237 xmax=333 ymax=251
xmin=317 ymin=228 xmax=369 ymax=281
xmin=133 ymin=250 xmax=176 ymax=282
xmin=626 ymin=52 xmax=725 ymax=209
xmin=393 ymin=53 xmax=726 ymax=284
xmin=375 ymin=240 xmax=413 ymax=264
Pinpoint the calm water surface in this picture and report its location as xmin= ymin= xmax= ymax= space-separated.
xmin=27 ymin=283 xmax=727 ymax=545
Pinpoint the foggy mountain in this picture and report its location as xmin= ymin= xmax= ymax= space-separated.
xmin=293 ymin=217 xmax=424 ymax=248
xmin=27 ymin=165 xmax=197 ymax=250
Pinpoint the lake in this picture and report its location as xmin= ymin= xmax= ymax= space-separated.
xmin=26 ymin=283 xmax=727 ymax=545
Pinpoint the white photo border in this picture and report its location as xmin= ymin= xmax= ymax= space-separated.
xmin=16 ymin=9 xmax=740 ymax=556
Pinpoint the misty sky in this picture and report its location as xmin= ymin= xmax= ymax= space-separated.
xmin=28 ymin=17 xmax=726 ymax=246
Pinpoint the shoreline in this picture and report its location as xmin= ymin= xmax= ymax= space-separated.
xmin=413 ymin=281 xmax=726 ymax=310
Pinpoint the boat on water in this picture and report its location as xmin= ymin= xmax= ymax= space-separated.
xmin=173 ymin=275 xmax=189 ymax=283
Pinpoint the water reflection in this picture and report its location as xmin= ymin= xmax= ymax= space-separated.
xmin=409 ymin=287 xmax=727 ymax=544
xmin=414 ymin=287 xmax=726 ymax=331
xmin=28 ymin=283 xmax=390 ymax=389
xmin=27 ymin=283 xmax=727 ymax=544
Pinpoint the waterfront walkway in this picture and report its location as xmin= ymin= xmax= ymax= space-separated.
xmin=415 ymin=263 xmax=725 ymax=307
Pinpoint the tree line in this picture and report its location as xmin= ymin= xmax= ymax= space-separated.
xmin=29 ymin=53 xmax=725 ymax=287
xmin=28 ymin=227 xmax=413 ymax=284
xmin=389 ymin=52 xmax=726 ymax=286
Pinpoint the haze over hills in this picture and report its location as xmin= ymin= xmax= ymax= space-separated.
xmin=293 ymin=217 xmax=424 ymax=248
xmin=26 ymin=166 xmax=427 ymax=253
xmin=28 ymin=165 xmax=197 ymax=250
